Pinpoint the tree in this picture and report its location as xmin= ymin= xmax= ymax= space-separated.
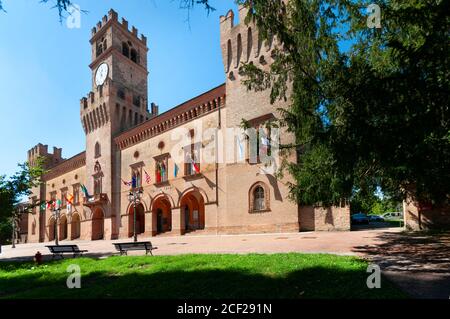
xmin=236 ymin=0 xmax=449 ymax=207
xmin=0 ymin=159 xmax=46 ymax=244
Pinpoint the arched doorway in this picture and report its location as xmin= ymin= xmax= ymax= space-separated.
xmin=128 ymin=203 xmax=145 ymax=237
xmin=180 ymin=190 xmax=205 ymax=233
xmin=92 ymin=209 xmax=104 ymax=240
xmin=59 ymin=215 xmax=68 ymax=241
xmin=152 ymin=197 xmax=172 ymax=234
xmin=48 ymin=217 xmax=55 ymax=241
xmin=71 ymin=213 xmax=81 ymax=240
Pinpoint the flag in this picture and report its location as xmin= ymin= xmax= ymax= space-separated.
xmin=260 ymin=136 xmax=270 ymax=156
xmin=80 ymin=184 xmax=91 ymax=198
xmin=237 ymin=136 xmax=245 ymax=161
xmin=131 ymin=175 xmax=137 ymax=188
xmin=192 ymin=162 xmax=200 ymax=174
xmin=55 ymin=199 xmax=62 ymax=210
xmin=121 ymin=178 xmax=132 ymax=187
xmin=40 ymin=202 xmax=46 ymax=211
xmin=65 ymin=194 xmax=74 ymax=213
xmin=161 ymin=163 xmax=166 ymax=181
xmin=144 ymin=170 xmax=151 ymax=184
xmin=65 ymin=194 xmax=74 ymax=205
xmin=46 ymin=201 xmax=53 ymax=210
xmin=174 ymin=163 xmax=179 ymax=177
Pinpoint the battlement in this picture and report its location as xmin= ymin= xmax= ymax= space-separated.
xmin=220 ymin=5 xmax=278 ymax=81
xmin=91 ymin=9 xmax=147 ymax=46
xmin=27 ymin=143 xmax=63 ymax=169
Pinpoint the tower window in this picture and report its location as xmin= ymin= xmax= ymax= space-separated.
xmin=95 ymin=142 xmax=101 ymax=158
xmin=130 ymin=49 xmax=138 ymax=63
xmin=133 ymin=95 xmax=141 ymax=107
xmin=249 ymin=182 xmax=270 ymax=213
xmin=122 ymin=42 xmax=130 ymax=58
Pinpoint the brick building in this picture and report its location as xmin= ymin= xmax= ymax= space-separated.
xmin=26 ymin=7 xmax=350 ymax=243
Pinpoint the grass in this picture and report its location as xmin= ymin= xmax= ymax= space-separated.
xmin=0 ymin=253 xmax=407 ymax=299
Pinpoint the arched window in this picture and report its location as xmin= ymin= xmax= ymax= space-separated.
xmin=95 ymin=142 xmax=101 ymax=158
xmin=103 ymin=38 xmax=108 ymax=51
xmin=236 ymin=34 xmax=242 ymax=68
xmin=247 ymin=28 xmax=253 ymax=62
xmin=249 ymin=182 xmax=270 ymax=213
xmin=96 ymin=43 xmax=103 ymax=57
xmin=227 ymin=39 xmax=233 ymax=72
xmin=122 ymin=42 xmax=130 ymax=58
xmin=130 ymin=49 xmax=138 ymax=63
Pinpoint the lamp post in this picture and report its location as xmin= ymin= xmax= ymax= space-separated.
xmin=11 ymin=216 xmax=16 ymax=249
xmin=127 ymin=188 xmax=143 ymax=243
xmin=53 ymin=207 xmax=60 ymax=246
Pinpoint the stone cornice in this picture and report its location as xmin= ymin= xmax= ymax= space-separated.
xmin=114 ymin=84 xmax=226 ymax=150
xmin=42 ymin=152 xmax=86 ymax=181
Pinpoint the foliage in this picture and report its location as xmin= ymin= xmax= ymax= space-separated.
xmin=0 ymin=158 xmax=46 ymax=243
xmin=0 ymin=254 xmax=406 ymax=298
xmin=0 ymin=0 xmax=74 ymax=21
xmin=237 ymin=0 xmax=449 ymax=206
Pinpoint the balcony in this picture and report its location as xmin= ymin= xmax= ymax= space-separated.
xmin=83 ymin=193 xmax=108 ymax=207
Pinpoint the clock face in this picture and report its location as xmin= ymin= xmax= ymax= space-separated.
xmin=95 ymin=63 xmax=109 ymax=86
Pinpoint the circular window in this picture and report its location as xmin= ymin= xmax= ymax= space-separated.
xmin=134 ymin=151 xmax=139 ymax=159
xmin=62 ymin=179 xmax=66 ymax=184
xmin=75 ymin=174 xmax=78 ymax=180
xmin=158 ymin=141 xmax=165 ymax=150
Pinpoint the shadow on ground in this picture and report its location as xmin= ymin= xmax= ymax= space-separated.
xmin=0 ymin=256 xmax=406 ymax=299
xmin=352 ymin=230 xmax=450 ymax=299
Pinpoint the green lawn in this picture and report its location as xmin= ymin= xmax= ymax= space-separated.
xmin=0 ymin=253 xmax=407 ymax=299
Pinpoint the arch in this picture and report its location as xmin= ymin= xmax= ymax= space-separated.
xmin=227 ymin=39 xmax=233 ymax=72
xmin=122 ymin=42 xmax=130 ymax=58
xmin=128 ymin=203 xmax=145 ymax=237
xmin=95 ymin=142 xmax=101 ymax=158
xmin=48 ymin=217 xmax=56 ymax=241
xmin=152 ymin=196 xmax=172 ymax=234
xmin=71 ymin=213 xmax=81 ymax=240
xmin=59 ymin=214 xmax=68 ymax=241
xmin=91 ymin=208 xmax=104 ymax=240
xmin=177 ymin=187 xmax=209 ymax=207
xmin=247 ymin=28 xmax=253 ymax=62
xmin=180 ymin=190 xmax=205 ymax=233
xmin=249 ymin=182 xmax=270 ymax=213
xmin=236 ymin=34 xmax=242 ymax=68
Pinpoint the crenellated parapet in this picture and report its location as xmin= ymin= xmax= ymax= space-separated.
xmin=90 ymin=9 xmax=147 ymax=47
xmin=220 ymin=5 xmax=279 ymax=82
xmin=27 ymin=143 xmax=64 ymax=169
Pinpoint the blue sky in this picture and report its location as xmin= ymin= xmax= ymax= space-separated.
xmin=0 ymin=0 xmax=237 ymax=178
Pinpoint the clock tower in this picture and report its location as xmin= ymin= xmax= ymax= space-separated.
xmin=79 ymin=9 xmax=154 ymax=239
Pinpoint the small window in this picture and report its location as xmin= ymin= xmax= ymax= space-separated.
xmin=130 ymin=49 xmax=138 ymax=63
xmin=73 ymin=184 xmax=80 ymax=204
xmin=249 ymin=183 xmax=270 ymax=213
xmin=132 ymin=169 xmax=142 ymax=188
xmin=155 ymin=158 xmax=168 ymax=183
xmin=184 ymin=144 xmax=200 ymax=176
xmin=95 ymin=142 xmax=101 ymax=158
xmin=122 ymin=42 xmax=130 ymax=58
xmin=117 ymin=89 xmax=125 ymax=100
xmin=133 ymin=95 xmax=141 ymax=107
xmin=253 ymin=186 xmax=265 ymax=211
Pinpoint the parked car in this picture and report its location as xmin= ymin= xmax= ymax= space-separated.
xmin=368 ymin=215 xmax=385 ymax=222
xmin=382 ymin=212 xmax=403 ymax=220
xmin=351 ymin=213 xmax=369 ymax=225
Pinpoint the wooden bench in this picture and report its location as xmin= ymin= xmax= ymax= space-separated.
xmin=113 ymin=241 xmax=157 ymax=256
xmin=46 ymin=245 xmax=88 ymax=259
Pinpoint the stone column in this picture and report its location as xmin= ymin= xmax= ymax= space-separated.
xmin=144 ymin=211 xmax=154 ymax=237
xmin=171 ymin=207 xmax=183 ymax=235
